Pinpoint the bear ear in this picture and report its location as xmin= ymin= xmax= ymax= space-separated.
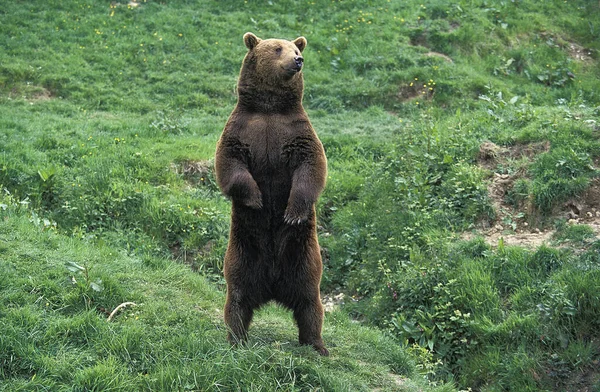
xmin=293 ymin=36 xmax=307 ymax=53
xmin=243 ymin=32 xmax=261 ymax=50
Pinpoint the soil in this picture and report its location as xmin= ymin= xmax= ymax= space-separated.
xmin=322 ymin=292 xmax=345 ymax=312
xmin=397 ymin=79 xmax=436 ymax=103
xmin=171 ymin=159 xmax=214 ymax=186
xmin=424 ymin=51 xmax=453 ymax=63
xmin=465 ymin=141 xmax=600 ymax=248
xmin=567 ymin=42 xmax=595 ymax=63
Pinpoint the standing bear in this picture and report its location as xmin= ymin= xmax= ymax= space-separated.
xmin=215 ymin=32 xmax=328 ymax=356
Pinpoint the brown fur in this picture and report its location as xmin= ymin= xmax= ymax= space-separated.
xmin=215 ymin=32 xmax=328 ymax=356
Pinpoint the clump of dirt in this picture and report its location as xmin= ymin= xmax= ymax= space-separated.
xmin=478 ymin=141 xmax=508 ymax=169
xmin=567 ymin=42 xmax=595 ymax=63
xmin=424 ymin=51 xmax=453 ymax=63
xmin=8 ymin=86 xmax=55 ymax=103
xmin=322 ymin=292 xmax=345 ymax=313
xmin=29 ymin=88 xmax=54 ymax=102
xmin=397 ymin=79 xmax=435 ymax=103
xmin=538 ymin=32 xmax=596 ymax=63
xmin=467 ymin=141 xmax=600 ymax=248
xmin=171 ymin=159 xmax=214 ymax=186
xmin=478 ymin=140 xmax=548 ymax=238
xmin=566 ymin=177 xmax=600 ymax=228
xmin=110 ymin=1 xmax=141 ymax=8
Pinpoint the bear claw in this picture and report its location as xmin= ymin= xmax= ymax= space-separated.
xmin=244 ymin=196 xmax=263 ymax=210
xmin=284 ymin=215 xmax=307 ymax=225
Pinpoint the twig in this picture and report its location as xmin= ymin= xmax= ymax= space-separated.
xmin=106 ymin=302 xmax=137 ymax=322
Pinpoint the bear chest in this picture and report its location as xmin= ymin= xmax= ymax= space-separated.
xmin=241 ymin=115 xmax=296 ymax=175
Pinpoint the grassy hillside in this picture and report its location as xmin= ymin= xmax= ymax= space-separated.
xmin=0 ymin=199 xmax=446 ymax=391
xmin=1 ymin=0 xmax=600 ymax=390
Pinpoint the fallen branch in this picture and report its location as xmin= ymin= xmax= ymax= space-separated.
xmin=107 ymin=302 xmax=137 ymax=322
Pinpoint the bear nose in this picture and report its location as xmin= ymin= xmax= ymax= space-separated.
xmin=294 ymin=56 xmax=304 ymax=69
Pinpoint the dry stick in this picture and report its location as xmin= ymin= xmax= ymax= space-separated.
xmin=107 ymin=302 xmax=137 ymax=322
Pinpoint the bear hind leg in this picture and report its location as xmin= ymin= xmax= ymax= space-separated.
xmin=224 ymin=292 xmax=254 ymax=346
xmin=293 ymin=300 xmax=329 ymax=356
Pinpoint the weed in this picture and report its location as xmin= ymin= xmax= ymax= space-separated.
xmin=65 ymin=261 xmax=104 ymax=310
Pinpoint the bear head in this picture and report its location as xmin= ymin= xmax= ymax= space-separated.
xmin=242 ymin=32 xmax=307 ymax=85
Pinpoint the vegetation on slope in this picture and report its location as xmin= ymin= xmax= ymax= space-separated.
xmin=1 ymin=0 xmax=600 ymax=390
xmin=1 ymin=196 xmax=444 ymax=391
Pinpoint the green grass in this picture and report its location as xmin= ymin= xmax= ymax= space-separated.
xmin=2 ymin=0 xmax=600 ymax=390
xmin=0 ymin=201 xmax=445 ymax=392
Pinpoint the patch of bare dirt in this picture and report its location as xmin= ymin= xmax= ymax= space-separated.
xmin=478 ymin=140 xmax=550 ymax=170
xmin=171 ymin=159 xmax=214 ymax=186
xmin=8 ymin=86 xmax=55 ymax=103
xmin=466 ymin=141 xmax=600 ymax=248
xmin=110 ymin=1 xmax=141 ymax=8
xmin=322 ymin=292 xmax=345 ymax=312
xmin=424 ymin=51 xmax=453 ymax=63
xmin=409 ymin=22 xmax=460 ymax=48
xmin=538 ymin=32 xmax=596 ymax=63
xmin=397 ymin=79 xmax=436 ymax=103
xmin=567 ymin=42 xmax=595 ymax=63
xmin=30 ymin=88 xmax=53 ymax=102
xmin=567 ymin=177 xmax=600 ymax=227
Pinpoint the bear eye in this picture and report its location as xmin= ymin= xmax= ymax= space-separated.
xmin=275 ymin=47 xmax=282 ymax=55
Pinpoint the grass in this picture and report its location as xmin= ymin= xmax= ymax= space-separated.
xmin=1 ymin=201 xmax=444 ymax=392
xmin=1 ymin=0 xmax=600 ymax=390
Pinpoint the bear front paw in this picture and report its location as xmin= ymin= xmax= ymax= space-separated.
xmin=284 ymin=207 xmax=308 ymax=225
xmin=243 ymin=193 xmax=263 ymax=209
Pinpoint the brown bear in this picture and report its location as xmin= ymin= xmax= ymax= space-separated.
xmin=215 ymin=32 xmax=328 ymax=356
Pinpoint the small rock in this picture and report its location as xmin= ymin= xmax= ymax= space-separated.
xmin=495 ymin=224 xmax=503 ymax=231
xmin=587 ymin=212 xmax=593 ymax=218
xmin=523 ymin=222 xmax=529 ymax=227
xmin=568 ymin=219 xmax=579 ymax=225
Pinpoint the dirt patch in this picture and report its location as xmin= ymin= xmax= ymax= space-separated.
xmin=110 ymin=1 xmax=141 ymax=8
xmin=538 ymin=32 xmax=596 ymax=63
xmin=545 ymin=347 xmax=600 ymax=392
xmin=463 ymin=229 xmax=555 ymax=248
xmin=397 ymin=79 xmax=435 ymax=103
xmin=322 ymin=292 xmax=345 ymax=313
xmin=567 ymin=42 xmax=595 ymax=63
xmin=171 ymin=159 xmax=214 ymax=186
xmin=8 ymin=85 xmax=55 ymax=103
xmin=564 ymin=178 xmax=600 ymax=234
xmin=478 ymin=140 xmax=550 ymax=170
xmin=467 ymin=141 xmax=600 ymax=248
xmin=477 ymin=140 xmax=549 ymax=236
xmin=424 ymin=51 xmax=453 ymax=63
xmin=29 ymin=88 xmax=53 ymax=102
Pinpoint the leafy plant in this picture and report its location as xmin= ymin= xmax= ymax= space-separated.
xmin=65 ymin=261 xmax=104 ymax=310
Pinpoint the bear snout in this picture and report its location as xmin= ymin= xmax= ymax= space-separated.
xmin=294 ymin=56 xmax=304 ymax=71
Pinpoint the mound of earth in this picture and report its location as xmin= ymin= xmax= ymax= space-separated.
xmin=465 ymin=141 xmax=600 ymax=248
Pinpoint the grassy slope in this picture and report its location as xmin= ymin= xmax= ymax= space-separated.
xmin=0 ymin=1 xmax=449 ymax=391
xmin=1 ymin=0 xmax=600 ymax=390
xmin=0 ymin=201 xmax=446 ymax=391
